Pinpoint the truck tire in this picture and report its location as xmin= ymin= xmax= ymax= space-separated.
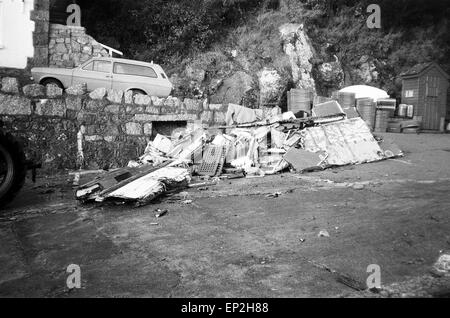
xmin=0 ymin=131 xmax=26 ymax=209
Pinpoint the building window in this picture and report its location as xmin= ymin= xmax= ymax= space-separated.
xmin=405 ymin=90 xmax=414 ymax=98
xmin=426 ymin=76 xmax=439 ymax=97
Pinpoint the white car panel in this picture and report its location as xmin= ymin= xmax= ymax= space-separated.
xmin=31 ymin=57 xmax=173 ymax=97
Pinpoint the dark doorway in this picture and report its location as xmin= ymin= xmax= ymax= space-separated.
xmin=151 ymin=121 xmax=187 ymax=140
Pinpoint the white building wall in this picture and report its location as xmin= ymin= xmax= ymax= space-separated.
xmin=0 ymin=0 xmax=35 ymax=69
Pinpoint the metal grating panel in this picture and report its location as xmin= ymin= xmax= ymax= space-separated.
xmin=197 ymin=145 xmax=223 ymax=176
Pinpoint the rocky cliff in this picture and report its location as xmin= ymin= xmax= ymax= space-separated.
xmin=49 ymin=0 xmax=450 ymax=109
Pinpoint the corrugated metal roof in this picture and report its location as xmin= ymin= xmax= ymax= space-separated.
xmin=401 ymin=62 xmax=450 ymax=79
xmin=400 ymin=62 xmax=433 ymax=77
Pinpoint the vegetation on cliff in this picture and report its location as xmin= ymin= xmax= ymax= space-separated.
xmin=79 ymin=0 xmax=449 ymax=103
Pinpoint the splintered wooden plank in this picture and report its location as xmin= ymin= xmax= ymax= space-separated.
xmin=98 ymin=161 xmax=173 ymax=197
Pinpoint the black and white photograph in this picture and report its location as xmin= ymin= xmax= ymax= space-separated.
xmin=0 ymin=0 xmax=449 ymax=303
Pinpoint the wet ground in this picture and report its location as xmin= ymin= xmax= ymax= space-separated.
xmin=0 ymin=133 xmax=449 ymax=297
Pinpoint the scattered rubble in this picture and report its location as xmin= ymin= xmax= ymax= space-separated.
xmin=155 ymin=209 xmax=168 ymax=218
xmin=76 ymin=100 xmax=403 ymax=207
xmin=433 ymin=254 xmax=450 ymax=275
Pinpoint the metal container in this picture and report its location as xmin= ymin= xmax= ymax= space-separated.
xmin=398 ymin=104 xmax=408 ymax=117
xmin=356 ymin=98 xmax=376 ymax=130
xmin=288 ymin=88 xmax=312 ymax=114
xmin=374 ymin=109 xmax=391 ymax=132
xmin=337 ymin=92 xmax=356 ymax=109
xmin=407 ymin=104 xmax=414 ymax=118
xmin=376 ymin=98 xmax=396 ymax=111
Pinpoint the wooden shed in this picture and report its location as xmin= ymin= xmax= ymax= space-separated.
xmin=400 ymin=62 xmax=449 ymax=130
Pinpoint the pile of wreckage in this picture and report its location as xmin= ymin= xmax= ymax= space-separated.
xmin=76 ymin=101 xmax=403 ymax=207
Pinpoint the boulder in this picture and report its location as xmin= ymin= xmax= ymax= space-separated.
xmin=279 ymin=23 xmax=316 ymax=92
xmin=124 ymin=90 xmax=133 ymax=104
xmin=209 ymin=71 xmax=253 ymax=105
xmin=89 ymin=87 xmax=107 ymax=100
xmin=151 ymin=96 xmax=165 ymax=107
xmin=134 ymin=94 xmax=151 ymax=106
xmin=184 ymin=98 xmax=202 ymax=112
xmin=35 ymin=99 xmax=66 ymax=117
xmin=0 ymin=94 xmax=32 ymax=115
xmin=23 ymin=84 xmax=46 ymax=98
xmin=66 ymin=83 xmax=87 ymax=95
xmin=258 ymin=68 xmax=284 ymax=106
xmin=1 ymin=77 xmax=20 ymax=94
xmin=46 ymin=84 xmax=64 ymax=97
xmin=125 ymin=122 xmax=142 ymax=135
xmin=433 ymin=254 xmax=450 ymax=275
xmin=143 ymin=123 xmax=153 ymax=135
xmin=106 ymin=89 xmax=124 ymax=104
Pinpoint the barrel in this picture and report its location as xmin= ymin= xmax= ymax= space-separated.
xmin=356 ymin=98 xmax=376 ymax=130
xmin=374 ymin=109 xmax=391 ymax=132
xmin=288 ymin=88 xmax=312 ymax=114
xmin=398 ymin=104 xmax=408 ymax=117
xmin=406 ymin=104 xmax=414 ymax=118
xmin=337 ymin=92 xmax=356 ymax=109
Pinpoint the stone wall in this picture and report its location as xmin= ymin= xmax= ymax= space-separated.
xmin=48 ymin=24 xmax=110 ymax=68
xmin=0 ymin=77 xmax=228 ymax=171
xmin=31 ymin=0 xmax=51 ymax=68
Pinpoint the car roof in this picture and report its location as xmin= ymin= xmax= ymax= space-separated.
xmin=90 ymin=57 xmax=165 ymax=72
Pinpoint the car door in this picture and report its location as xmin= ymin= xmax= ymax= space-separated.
xmin=112 ymin=62 xmax=162 ymax=95
xmin=71 ymin=59 xmax=113 ymax=91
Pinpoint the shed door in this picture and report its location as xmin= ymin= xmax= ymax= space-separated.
xmin=423 ymin=76 xmax=440 ymax=130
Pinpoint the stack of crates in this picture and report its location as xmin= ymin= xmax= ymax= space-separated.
xmin=287 ymin=88 xmax=313 ymax=116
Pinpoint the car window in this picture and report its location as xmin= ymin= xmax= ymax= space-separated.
xmin=82 ymin=62 xmax=93 ymax=71
xmin=83 ymin=60 xmax=111 ymax=73
xmin=113 ymin=63 xmax=157 ymax=78
xmin=93 ymin=61 xmax=112 ymax=73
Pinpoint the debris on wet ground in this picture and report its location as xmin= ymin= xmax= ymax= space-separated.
xmin=433 ymin=254 xmax=450 ymax=275
xmin=318 ymin=230 xmax=330 ymax=238
xmin=266 ymin=192 xmax=282 ymax=198
xmin=75 ymin=102 xmax=403 ymax=208
xmin=76 ymin=162 xmax=191 ymax=206
xmin=155 ymin=209 xmax=168 ymax=218
xmin=352 ymin=183 xmax=365 ymax=190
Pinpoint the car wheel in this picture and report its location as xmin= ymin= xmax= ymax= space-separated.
xmin=130 ymin=89 xmax=147 ymax=97
xmin=41 ymin=78 xmax=64 ymax=90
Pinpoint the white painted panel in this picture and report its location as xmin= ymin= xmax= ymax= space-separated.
xmin=0 ymin=0 xmax=35 ymax=69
